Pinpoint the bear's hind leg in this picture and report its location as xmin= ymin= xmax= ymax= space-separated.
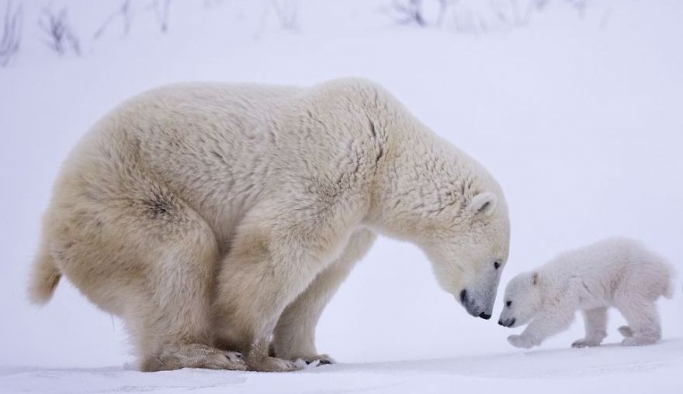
xmin=50 ymin=172 xmax=246 ymax=371
xmin=572 ymin=307 xmax=608 ymax=348
xmin=125 ymin=197 xmax=247 ymax=371
xmin=140 ymin=344 xmax=245 ymax=372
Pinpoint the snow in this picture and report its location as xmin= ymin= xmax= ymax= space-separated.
xmin=2 ymin=341 xmax=683 ymax=393
xmin=1 ymin=0 xmax=682 ymax=393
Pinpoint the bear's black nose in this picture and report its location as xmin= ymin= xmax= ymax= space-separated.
xmin=498 ymin=320 xmax=504 ymax=326
xmin=459 ymin=289 xmax=468 ymax=303
xmin=479 ymin=312 xmax=491 ymax=320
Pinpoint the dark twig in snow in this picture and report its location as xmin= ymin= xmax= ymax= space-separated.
xmin=271 ymin=0 xmax=300 ymax=32
xmin=390 ymin=0 xmax=427 ymax=27
xmin=94 ymin=0 xmax=134 ymax=39
xmin=153 ymin=0 xmax=172 ymax=33
xmin=0 ymin=0 xmax=23 ymax=67
xmin=39 ymin=6 xmax=81 ymax=56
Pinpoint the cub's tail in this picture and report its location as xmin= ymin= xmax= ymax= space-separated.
xmin=28 ymin=243 xmax=62 ymax=305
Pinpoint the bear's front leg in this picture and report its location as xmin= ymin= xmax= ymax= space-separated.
xmin=213 ymin=198 xmax=361 ymax=372
xmin=272 ymin=229 xmax=377 ymax=364
xmin=213 ymin=236 xmax=325 ymax=371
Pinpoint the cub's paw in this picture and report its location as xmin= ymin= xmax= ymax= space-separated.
xmin=571 ymin=339 xmax=602 ymax=348
xmin=622 ymin=336 xmax=659 ymax=347
xmin=508 ymin=334 xmax=534 ymax=349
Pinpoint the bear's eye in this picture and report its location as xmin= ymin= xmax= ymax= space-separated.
xmin=494 ymin=261 xmax=501 ymax=270
xmin=506 ymin=300 xmax=512 ymax=307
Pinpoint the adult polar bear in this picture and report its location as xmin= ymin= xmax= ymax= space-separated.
xmin=28 ymin=78 xmax=510 ymax=372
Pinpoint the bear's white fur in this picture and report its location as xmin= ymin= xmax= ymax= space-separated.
xmin=499 ymin=237 xmax=675 ymax=349
xmin=28 ymin=78 xmax=510 ymax=372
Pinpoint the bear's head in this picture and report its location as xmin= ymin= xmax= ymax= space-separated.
xmin=419 ymin=191 xmax=510 ymax=320
xmin=498 ymin=271 xmax=543 ymax=328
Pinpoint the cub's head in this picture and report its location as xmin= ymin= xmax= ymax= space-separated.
xmin=498 ymin=272 xmax=543 ymax=328
xmin=421 ymin=191 xmax=510 ymax=320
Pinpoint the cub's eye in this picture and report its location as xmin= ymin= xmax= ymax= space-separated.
xmin=494 ymin=261 xmax=501 ymax=270
xmin=506 ymin=300 xmax=512 ymax=307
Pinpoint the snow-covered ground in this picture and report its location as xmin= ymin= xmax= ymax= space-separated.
xmin=1 ymin=0 xmax=682 ymax=393
xmin=1 ymin=339 xmax=682 ymax=394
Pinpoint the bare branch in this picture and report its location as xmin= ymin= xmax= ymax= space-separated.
xmin=94 ymin=0 xmax=134 ymax=40
xmin=388 ymin=0 xmax=598 ymax=32
xmin=271 ymin=0 xmax=300 ymax=32
xmin=39 ymin=6 xmax=81 ymax=56
xmin=389 ymin=0 xmax=427 ymax=27
xmin=0 ymin=0 xmax=23 ymax=67
xmin=153 ymin=0 xmax=172 ymax=33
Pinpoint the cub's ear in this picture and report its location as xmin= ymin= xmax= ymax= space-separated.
xmin=531 ymin=272 xmax=540 ymax=286
xmin=468 ymin=192 xmax=498 ymax=218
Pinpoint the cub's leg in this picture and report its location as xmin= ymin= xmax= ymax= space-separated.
xmin=614 ymin=299 xmax=661 ymax=346
xmin=508 ymin=300 xmax=575 ymax=349
xmin=614 ymin=266 xmax=664 ymax=346
xmin=46 ymin=174 xmax=245 ymax=371
xmin=271 ymin=229 xmax=376 ymax=364
xmin=213 ymin=198 xmax=360 ymax=372
xmin=572 ymin=307 xmax=608 ymax=348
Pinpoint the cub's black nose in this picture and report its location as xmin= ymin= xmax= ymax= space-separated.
xmin=459 ymin=289 xmax=468 ymax=303
xmin=498 ymin=318 xmax=515 ymax=327
xmin=479 ymin=312 xmax=491 ymax=320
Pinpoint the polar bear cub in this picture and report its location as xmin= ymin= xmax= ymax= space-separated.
xmin=498 ymin=237 xmax=674 ymax=349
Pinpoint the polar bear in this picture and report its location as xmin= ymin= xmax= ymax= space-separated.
xmin=28 ymin=78 xmax=510 ymax=372
xmin=498 ymin=237 xmax=674 ymax=349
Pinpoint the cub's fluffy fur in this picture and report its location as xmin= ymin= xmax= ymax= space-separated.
xmin=499 ymin=237 xmax=674 ymax=349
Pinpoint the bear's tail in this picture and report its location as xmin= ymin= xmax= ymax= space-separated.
xmin=27 ymin=242 xmax=62 ymax=305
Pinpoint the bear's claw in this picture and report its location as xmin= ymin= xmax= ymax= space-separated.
xmin=301 ymin=354 xmax=336 ymax=366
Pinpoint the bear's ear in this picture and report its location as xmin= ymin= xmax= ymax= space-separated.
xmin=468 ymin=192 xmax=498 ymax=218
xmin=531 ymin=272 xmax=540 ymax=286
